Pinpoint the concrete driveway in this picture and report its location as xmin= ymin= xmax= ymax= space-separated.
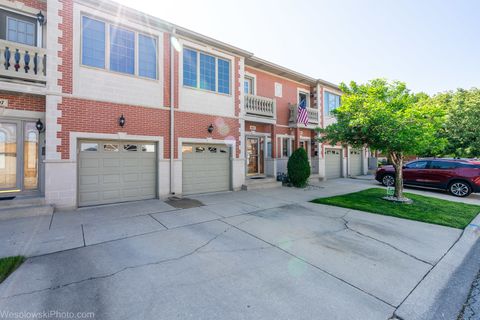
xmin=0 ymin=179 xmax=465 ymax=320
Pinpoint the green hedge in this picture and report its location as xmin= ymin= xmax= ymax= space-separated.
xmin=287 ymin=148 xmax=311 ymax=187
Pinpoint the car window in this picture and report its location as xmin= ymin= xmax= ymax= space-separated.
xmin=430 ymin=161 xmax=458 ymax=169
xmin=405 ymin=161 xmax=428 ymax=169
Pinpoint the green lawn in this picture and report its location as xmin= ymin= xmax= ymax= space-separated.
xmin=312 ymin=188 xmax=480 ymax=229
xmin=0 ymin=256 xmax=24 ymax=283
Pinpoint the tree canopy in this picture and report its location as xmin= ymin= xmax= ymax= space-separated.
xmin=434 ymin=88 xmax=480 ymax=158
xmin=317 ymin=79 xmax=447 ymax=200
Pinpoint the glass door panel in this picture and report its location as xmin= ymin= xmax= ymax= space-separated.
xmin=247 ymin=138 xmax=259 ymax=175
xmin=259 ymin=137 xmax=265 ymax=174
xmin=0 ymin=123 xmax=17 ymax=190
xmin=24 ymin=122 xmax=39 ymax=190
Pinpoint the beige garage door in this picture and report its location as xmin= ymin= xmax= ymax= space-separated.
xmin=78 ymin=140 xmax=157 ymax=207
xmin=350 ymin=149 xmax=363 ymax=176
xmin=182 ymin=144 xmax=231 ymax=195
xmin=325 ymin=148 xmax=342 ymax=179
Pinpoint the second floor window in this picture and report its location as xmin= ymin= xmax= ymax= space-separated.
xmin=110 ymin=26 xmax=135 ymax=75
xmin=81 ymin=16 xmax=158 ymax=79
xmin=183 ymin=48 xmax=231 ymax=94
xmin=324 ymin=91 xmax=341 ymax=115
xmin=244 ymin=76 xmax=254 ymax=95
xmin=7 ymin=17 xmax=35 ymax=46
xmin=298 ymin=91 xmax=309 ymax=107
xmin=82 ymin=17 xmax=106 ymax=69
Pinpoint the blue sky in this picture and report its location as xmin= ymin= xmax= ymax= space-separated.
xmin=115 ymin=0 xmax=480 ymax=94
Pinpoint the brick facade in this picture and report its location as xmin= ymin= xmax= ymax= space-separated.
xmin=56 ymin=98 xmax=170 ymax=159
xmin=0 ymin=91 xmax=45 ymax=112
xmin=58 ymin=0 xmax=73 ymax=94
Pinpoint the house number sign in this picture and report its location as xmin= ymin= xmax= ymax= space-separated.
xmin=0 ymin=99 xmax=8 ymax=108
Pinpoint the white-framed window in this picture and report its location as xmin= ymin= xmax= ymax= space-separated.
xmin=279 ymin=137 xmax=294 ymax=158
xmin=298 ymin=90 xmax=309 ymax=108
xmin=275 ymin=82 xmax=283 ymax=98
xmin=81 ymin=16 xmax=158 ymax=79
xmin=6 ymin=16 xmax=35 ymax=46
xmin=183 ymin=47 xmax=231 ymax=94
xmin=244 ymin=76 xmax=255 ymax=95
xmin=324 ymin=91 xmax=341 ymax=115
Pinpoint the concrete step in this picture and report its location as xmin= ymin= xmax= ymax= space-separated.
xmin=0 ymin=195 xmax=46 ymax=209
xmin=242 ymin=177 xmax=283 ymax=190
xmin=0 ymin=204 xmax=54 ymax=221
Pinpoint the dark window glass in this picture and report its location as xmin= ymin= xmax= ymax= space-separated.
xmin=405 ymin=161 xmax=428 ymax=169
xmin=430 ymin=161 xmax=458 ymax=169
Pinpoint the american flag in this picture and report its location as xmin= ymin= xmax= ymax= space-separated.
xmin=297 ymin=98 xmax=309 ymax=126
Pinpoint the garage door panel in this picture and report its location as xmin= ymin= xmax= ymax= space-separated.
xmin=182 ymin=144 xmax=230 ymax=195
xmin=350 ymin=149 xmax=362 ymax=176
xmin=78 ymin=140 xmax=157 ymax=207
xmin=103 ymin=158 xmax=120 ymax=167
xmin=79 ymin=175 xmax=99 ymax=186
xmin=102 ymin=174 xmax=121 ymax=184
xmin=103 ymin=190 xmax=121 ymax=200
xmin=80 ymin=158 xmax=100 ymax=169
xmin=325 ymin=148 xmax=342 ymax=179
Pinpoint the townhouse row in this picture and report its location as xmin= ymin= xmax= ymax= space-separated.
xmin=0 ymin=0 xmax=369 ymax=209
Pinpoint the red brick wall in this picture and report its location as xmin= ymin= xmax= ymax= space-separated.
xmin=174 ymin=112 xmax=240 ymax=158
xmin=163 ymin=34 xmax=179 ymax=108
xmin=0 ymin=91 xmax=45 ymax=112
xmin=17 ymin=0 xmax=46 ymax=11
xmin=245 ymin=121 xmax=271 ymax=133
xmin=57 ymin=98 xmax=170 ymax=159
xmin=58 ymin=0 xmax=73 ymax=94
xmin=246 ymin=66 xmax=312 ymax=126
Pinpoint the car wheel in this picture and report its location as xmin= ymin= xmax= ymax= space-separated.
xmin=381 ymin=174 xmax=395 ymax=187
xmin=448 ymin=181 xmax=472 ymax=197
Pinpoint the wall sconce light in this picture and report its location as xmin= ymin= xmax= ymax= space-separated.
xmin=310 ymin=92 xmax=315 ymax=98
xmin=119 ymin=114 xmax=126 ymax=127
xmin=36 ymin=11 xmax=45 ymax=26
xmin=35 ymin=119 xmax=44 ymax=132
xmin=207 ymin=124 xmax=214 ymax=133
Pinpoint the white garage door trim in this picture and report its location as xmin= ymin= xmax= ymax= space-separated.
xmin=349 ymin=149 xmax=363 ymax=176
xmin=325 ymin=148 xmax=342 ymax=179
xmin=182 ymin=143 xmax=232 ymax=195
xmin=77 ymin=140 xmax=157 ymax=207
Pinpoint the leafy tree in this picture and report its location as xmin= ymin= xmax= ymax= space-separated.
xmin=317 ymin=79 xmax=446 ymax=201
xmin=287 ymin=148 xmax=311 ymax=187
xmin=434 ymin=88 xmax=480 ymax=158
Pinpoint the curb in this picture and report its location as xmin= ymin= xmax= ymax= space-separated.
xmin=394 ymin=213 xmax=480 ymax=320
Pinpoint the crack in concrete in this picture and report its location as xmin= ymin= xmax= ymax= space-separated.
xmin=340 ymin=214 xmax=434 ymax=266
xmin=0 ymin=226 xmax=232 ymax=300
xmin=220 ymin=219 xmax=397 ymax=309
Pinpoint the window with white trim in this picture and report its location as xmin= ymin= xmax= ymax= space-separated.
xmin=7 ymin=17 xmax=35 ymax=46
xmin=298 ymin=91 xmax=309 ymax=107
xmin=244 ymin=76 xmax=254 ymax=95
xmin=81 ymin=16 xmax=158 ymax=79
xmin=324 ymin=91 xmax=341 ymax=115
xmin=182 ymin=47 xmax=231 ymax=94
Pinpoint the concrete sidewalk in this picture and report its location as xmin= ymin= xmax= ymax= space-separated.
xmin=0 ymin=178 xmax=476 ymax=320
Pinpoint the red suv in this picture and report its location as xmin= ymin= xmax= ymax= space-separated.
xmin=375 ymin=159 xmax=480 ymax=197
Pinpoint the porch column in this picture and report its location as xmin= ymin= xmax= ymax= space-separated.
xmin=265 ymin=124 xmax=277 ymax=178
xmin=294 ymin=128 xmax=300 ymax=150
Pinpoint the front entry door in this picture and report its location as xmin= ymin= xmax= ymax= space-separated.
xmin=246 ymin=137 xmax=265 ymax=176
xmin=0 ymin=121 xmax=39 ymax=193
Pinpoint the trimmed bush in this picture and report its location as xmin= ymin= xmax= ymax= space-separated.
xmin=287 ymin=148 xmax=311 ymax=187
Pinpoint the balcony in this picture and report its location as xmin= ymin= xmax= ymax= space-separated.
xmin=289 ymin=103 xmax=319 ymax=126
xmin=245 ymin=94 xmax=276 ymax=122
xmin=0 ymin=40 xmax=47 ymax=84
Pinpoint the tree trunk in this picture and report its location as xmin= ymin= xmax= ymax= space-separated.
xmin=389 ymin=151 xmax=404 ymax=200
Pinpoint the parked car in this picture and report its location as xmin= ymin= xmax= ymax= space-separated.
xmin=375 ymin=159 xmax=480 ymax=197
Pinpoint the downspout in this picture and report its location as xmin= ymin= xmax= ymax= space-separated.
xmin=170 ymin=29 xmax=176 ymax=195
